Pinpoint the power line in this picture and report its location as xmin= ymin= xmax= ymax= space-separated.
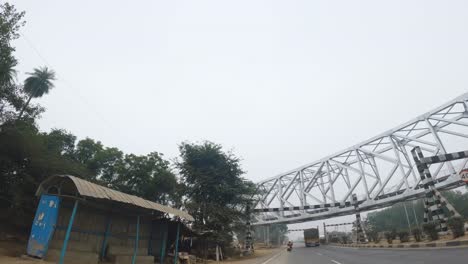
xmin=20 ymin=32 xmax=116 ymax=130
xmin=18 ymin=32 xmax=148 ymax=153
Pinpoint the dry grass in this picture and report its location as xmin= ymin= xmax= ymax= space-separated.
xmin=0 ymin=240 xmax=281 ymax=264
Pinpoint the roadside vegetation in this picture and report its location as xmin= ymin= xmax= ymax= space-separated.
xmin=362 ymin=193 xmax=468 ymax=244
xmin=367 ymin=191 xmax=468 ymax=234
xmin=328 ymin=192 xmax=468 ymax=245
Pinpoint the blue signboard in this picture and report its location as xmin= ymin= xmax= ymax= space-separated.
xmin=27 ymin=195 xmax=61 ymax=258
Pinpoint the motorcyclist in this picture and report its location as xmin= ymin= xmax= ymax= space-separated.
xmin=287 ymin=241 xmax=293 ymax=251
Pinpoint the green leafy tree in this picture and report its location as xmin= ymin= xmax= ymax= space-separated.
xmin=398 ymin=230 xmax=409 ymax=243
xmin=95 ymin=147 xmax=124 ymax=185
xmin=0 ymin=122 xmax=180 ymax=230
xmin=384 ymin=229 xmax=397 ymax=244
xmin=176 ymin=141 xmax=256 ymax=244
xmin=0 ymin=2 xmax=25 ymax=88
xmin=0 ymin=3 xmax=43 ymax=124
xmin=73 ymin=138 xmax=104 ymax=178
xmin=17 ymin=67 xmax=56 ymax=119
xmin=113 ymin=152 xmax=178 ymax=204
xmin=0 ymin=122 xmax=89 ymax=228
xmin=367 ymin=230 xmax=380 ymax=243
xmin=43 ymin=129 xmax=77 ymax=157
xmin=422 ymin=222 xmax=439 ymax=241
xmin=447 ymin=216 xmax=465 ymax=238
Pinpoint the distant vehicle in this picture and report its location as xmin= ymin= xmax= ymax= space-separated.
xmin=287 ymin=241 xmax=293 ymax=252
xmin=304 ymin=228 xmax=320 ymax=247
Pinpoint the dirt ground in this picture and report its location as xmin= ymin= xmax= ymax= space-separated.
xmin=0 ymin=239 xmax=54 ymax=264
xmin=0 ymin=256 xmax=55 ymax=264
xmin=0 ymin=239 xmax=280 ymax=264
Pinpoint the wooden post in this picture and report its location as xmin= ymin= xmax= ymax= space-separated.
xmin=160 ymin=223 xmax=168 ymax=264
xmin=173 ymin=221 xmax=180 ymax=264
xmin=132 ymin=216 xmax=140 ymax=264
xmin=100 ymin=215 xmax=112 ymax=260
xmin=148 ymin=222 xmax=154 ymax=256
xmin=323 ymin=222 xmax=327 ymax=244
xmin=59 ymin=200 xmax=79 ymax=264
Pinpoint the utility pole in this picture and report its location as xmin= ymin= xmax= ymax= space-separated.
xmin=266 ymin=225 xmax=270 ymax=247
xmin=323 ymin=222 xmax=328 ymax=244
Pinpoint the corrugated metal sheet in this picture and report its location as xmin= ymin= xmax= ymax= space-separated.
xmin=36 ymin=175 xmax=194 ymax=221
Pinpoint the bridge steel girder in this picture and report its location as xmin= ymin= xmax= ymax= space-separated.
xmin=252 ymin=93 xmax=468 ymax=226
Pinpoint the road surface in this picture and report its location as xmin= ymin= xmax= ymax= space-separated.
xmin=262 ymin=245 xmax=468 ymax=264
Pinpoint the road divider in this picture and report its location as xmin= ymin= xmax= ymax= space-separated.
xmin=330 ymin=239 xmax=468 ymax=249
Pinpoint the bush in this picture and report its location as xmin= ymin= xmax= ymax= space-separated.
xmin=341 ymin=235 xmax=349 ymax=244
xmin=398 ymin=231 xmax=410 ymax=243
xmin=447 ymin=216 xmax=465 ymax=238
xmin=412 ymin=227 xmax=422 ymax=242
xmin=422 ymin=222 xmax=439 ymax=241
xmin=367 ymin=230 xmax=380 ymax=243
xmin=384 ymin=232 xmax=392 ymax=244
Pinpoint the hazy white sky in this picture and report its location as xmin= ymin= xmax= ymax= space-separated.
xmin=10 ymin=0 xmax=468 ymax=233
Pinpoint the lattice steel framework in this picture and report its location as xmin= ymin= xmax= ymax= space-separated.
xmin=253 ymin=93 xmax=468 ymax=225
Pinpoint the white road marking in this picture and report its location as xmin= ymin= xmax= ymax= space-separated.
xmin=331 ymin=260 xmax=342 ymax=264
xmin=316 ymin=252 xmax=323 ymax=256
xmin=259 ymin=251 xmax=283 ymax=264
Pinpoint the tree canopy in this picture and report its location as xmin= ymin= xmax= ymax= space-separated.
xmin=0 ymin=3 xmax=42 ymax=124
xmin=177 ymin=141 xmax=256 ymax=244
xmin=18 ymin=66 xmax=56 ymax=119
xmin=0 ymin=2 xmax=24 ymax=88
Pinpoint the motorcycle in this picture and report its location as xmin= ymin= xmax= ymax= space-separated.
xmin=286 ymin=243 xmax=293 ymax=252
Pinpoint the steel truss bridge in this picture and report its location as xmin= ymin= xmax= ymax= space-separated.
xmin=252 ymin=93 xmax=468 ymax=225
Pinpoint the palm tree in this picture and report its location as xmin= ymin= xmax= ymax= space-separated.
xmin=17 ymin=66 xmax=56 ymax=119
xmin=0 ymin=57 xmax=17 ymax=88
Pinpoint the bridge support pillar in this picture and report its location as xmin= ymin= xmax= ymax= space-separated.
xmin=245 ymin=204 xmax=253 ymax=251
xmin=411 ymin=147 xmax=461 ymax=232
xmin=323 ymin=222 xmax=328 ymax=244
xmin=352 ymin=194 xmax=368 ymax=244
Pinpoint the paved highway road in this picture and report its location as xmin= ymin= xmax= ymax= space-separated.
xmin=262 ymin=245 xmax=468 ymax=264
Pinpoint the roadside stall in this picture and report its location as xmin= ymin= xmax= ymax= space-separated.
xmin=27 ymin=175 xmax=194 ymax=264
